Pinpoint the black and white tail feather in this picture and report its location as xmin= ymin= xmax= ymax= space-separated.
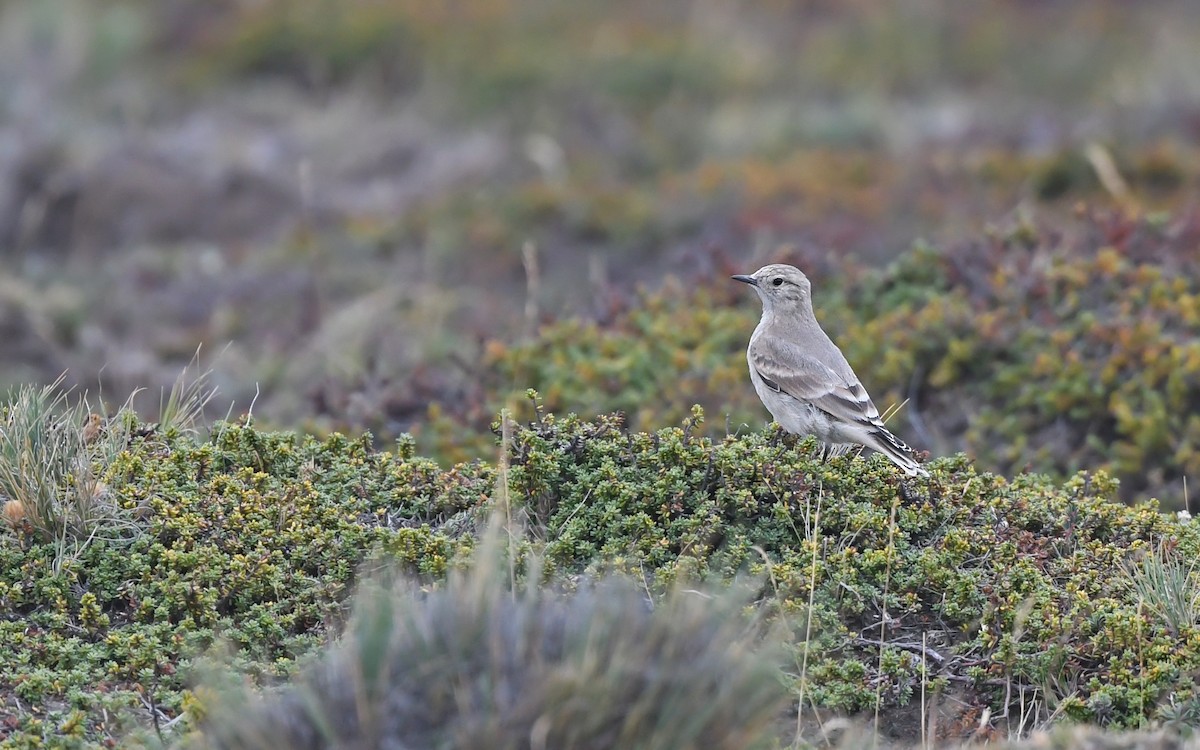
xmin=864 ymin=423 xmax=927 ymax=478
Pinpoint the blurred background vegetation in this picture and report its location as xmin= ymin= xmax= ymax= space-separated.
xmin=1 ymin=0 xmax=1199 ymax=504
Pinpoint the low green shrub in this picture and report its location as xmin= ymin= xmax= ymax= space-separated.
xmin=444 ymin=208 xmax=1200 ymax=506
xmin=2 ymin=406 xmax=1198 ymax=747
xmin=0 ymin=421 xmax=485 ymax=746
xmin=503 ymin=405 xmax=1200 ymax=736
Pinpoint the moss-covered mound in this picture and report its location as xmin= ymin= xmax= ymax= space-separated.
xmin=0 ymin=422 xmax=482 ymax=747
xmin=1 ymin=411 xmax=1198 ymax=747
xmin=509 ymin=408 xmax=1200 ymax=736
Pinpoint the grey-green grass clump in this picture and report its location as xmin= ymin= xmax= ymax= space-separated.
xmin=192 ymin=554 xmax=789 ymax=750
xmin=0 ymin=381 xmax=142 ymax=569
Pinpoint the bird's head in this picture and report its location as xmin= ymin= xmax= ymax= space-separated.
xmin=731 ymin=264 xmax=812 ymax=313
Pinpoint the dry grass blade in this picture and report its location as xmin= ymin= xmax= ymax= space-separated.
xmin=159 ymin=363 xmax=217 ymax=435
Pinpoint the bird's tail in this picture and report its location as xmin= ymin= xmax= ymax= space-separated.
xmin=865 ymin=426 xmax=929 ymax=477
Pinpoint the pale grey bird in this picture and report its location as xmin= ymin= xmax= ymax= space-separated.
xmin=733 ymin=264 xmax=929 ymax=477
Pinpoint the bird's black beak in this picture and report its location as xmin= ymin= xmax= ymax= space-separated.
xmin=731 ymin=274 xmax=758 ymax=286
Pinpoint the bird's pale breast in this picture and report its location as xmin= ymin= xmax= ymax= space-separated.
xmin=747 ymin=349 xmax=840 ymax=442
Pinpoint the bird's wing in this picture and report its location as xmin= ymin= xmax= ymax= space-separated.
xmin=749 ymin=335 xmax=883 ymax=426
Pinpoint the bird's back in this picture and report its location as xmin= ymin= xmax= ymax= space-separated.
xmin=762 ymin=311 xmax=859 ymax=389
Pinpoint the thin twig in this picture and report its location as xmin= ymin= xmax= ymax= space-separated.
xmin=873 ymin=498 xmax=899 ymax=747
xmin=795 ymin=486 xmax=823 ymax=745
xmin=522 ymin=241 xmax=540 ymax=340
xmin=853 ymin=636 xmax=946 ymax=665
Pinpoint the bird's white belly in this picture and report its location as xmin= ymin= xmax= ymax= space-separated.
xmin=749 ymin=365 xmax=840 ymax=443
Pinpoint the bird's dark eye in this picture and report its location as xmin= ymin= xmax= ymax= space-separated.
xmin=772 ymin=277 xmax=784 ymax=287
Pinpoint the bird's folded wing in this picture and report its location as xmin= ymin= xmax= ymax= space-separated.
xmin=749 ymin=336 xmax=882 ymax=425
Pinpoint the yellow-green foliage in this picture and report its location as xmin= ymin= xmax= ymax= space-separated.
xmin=485 ymin=282 xmax=756 ymax=428
xmin=186 ymin=0 xmax=417 ymax=88
xmin=0 ymin=422 xmax=484 ymax=746
xmin=506 ymin=406 xmax=1200 ymax=733
xmin=848 ymin=210 xmax=1200 ymax=503
xmin=462 ymin=209 xmax=1200 ymax=505
xmin=187 ymin=0 xmax=734 ymax=114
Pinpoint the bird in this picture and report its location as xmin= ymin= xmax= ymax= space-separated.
xmin=81 ymin=413 xmax=103 ymax=445
xmin=2 ymin=498 xmax=28 ymax=531
xmin=732 ymin=263 xmax=929 ymax=477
